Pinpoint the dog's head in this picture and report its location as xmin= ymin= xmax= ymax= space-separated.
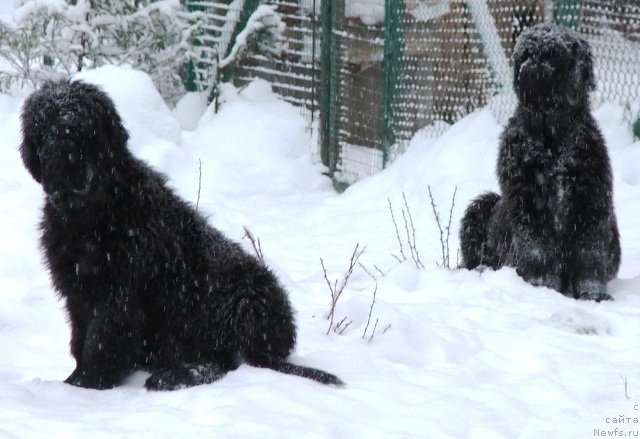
xmin=20 ymin=80 xmax=130 ymax=206
xmin=512 ymin=24 xmax=595 ymax=112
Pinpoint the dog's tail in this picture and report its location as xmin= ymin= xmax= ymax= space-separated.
xmin=459 ymin=191 xmax=501 ymax=269
xmin=267 ymin=361 xmax=344 ymax=386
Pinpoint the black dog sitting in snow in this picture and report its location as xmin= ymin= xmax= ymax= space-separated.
xmin=20 ymin=79 xmax=343 ymax=390
xmin=459 ymin=24 xmax=620 ymax=301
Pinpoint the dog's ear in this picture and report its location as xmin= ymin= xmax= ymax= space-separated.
xmin=96 ymin=96 xmax=129 ymax=150
xmin=19 ymin=98 xmax=42 ymax=183
xmin=86 ymin=85 xmax=129 ymax=151
xmin=71 ymin=80 xmax=130 ymax=156
xmin=19 ymin=138 xmax=42 ymax=183
xmin=565 ymin=35 xmax=595 ymax=106
xmin=574 ymin=37 xmax=595 ymax=92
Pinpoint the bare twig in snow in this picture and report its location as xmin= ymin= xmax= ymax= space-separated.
xmin=358 ymin=262 xmax=378 ymax=282
xmin=388 ymin=198 xmax=407 ymax=261
xmin=196 ymin=158 xmax=202 ymax=211
xmin=368 ymin=318 xmax=379 ymax=343
xmin=334 ymin=317 xmax=353 ymax=335
xmin=321 ymin=243 xmax=366 ymax=335
xmin=388 ymin=193 xmax=424 ymax=269
xmin=362 ymin=283 xmax=378 ymax=340
xmin=242 ymin=226 xmax=265 ymax=265
xmin=427 ymin=185 xmax=457 ymax=269
xmin=374 ymin=264 xmax=386 ymax=277
xmin=402 ymin=192 xmax=424 ymax=269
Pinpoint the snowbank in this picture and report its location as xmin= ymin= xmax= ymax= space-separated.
xmin=74 ymin=66 xmax=182 ymax=170
xmin=0 ymin=66 xmax=639 ymax=438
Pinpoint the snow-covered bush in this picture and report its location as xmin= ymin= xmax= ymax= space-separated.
xmin=0 ymin=0 xmax=201 ymax=103
xmin=208 ymin=4 xmax=286 ymax=109
xmin=219 ymin=4 xmax=286 ymax=73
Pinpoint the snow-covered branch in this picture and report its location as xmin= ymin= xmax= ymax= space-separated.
xmin=0 ymin=0 xmax=202 ymax=102
xmin=219 ymin=5 xmax=285 ymax=71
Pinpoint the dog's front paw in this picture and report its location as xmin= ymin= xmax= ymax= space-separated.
xmin=575 ymin=280 xmax=612 ymax=302
xmin=579 ymin=291 xmax=613 ymax=302
xmin=64 ymin=368 xmax=118 ymax=390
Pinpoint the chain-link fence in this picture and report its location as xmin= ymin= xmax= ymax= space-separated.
xmin=186 ymin=0 xmax=640 ymax=186
xmin=185 ymin=0 xmax=320 ymax=117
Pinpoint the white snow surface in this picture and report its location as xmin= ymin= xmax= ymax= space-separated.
xmin=345 ymin=0 xmax=384 ymax=26
xmin=1 ymin=66 xmax=639 ymax=438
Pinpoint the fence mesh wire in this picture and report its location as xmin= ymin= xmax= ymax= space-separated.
xmin=186 ymin=0 xmax=640 ymax=186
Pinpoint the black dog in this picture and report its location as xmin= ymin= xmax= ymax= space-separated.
xmin=459 ymin=24 xmax=620 ymax=301
xmin=20 ymin=79 xmax=342 ymax=390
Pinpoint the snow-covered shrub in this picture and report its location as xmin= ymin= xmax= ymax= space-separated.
xmin=219 ymin=4 xmax=286 ymax=72
xmin=0 ymin=0 xmax=202 ymax=103
xmin=208 ymin=4 xmax=286 ymax=109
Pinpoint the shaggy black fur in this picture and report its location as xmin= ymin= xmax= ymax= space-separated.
xmin=459 ymin=24 xmax=620 ymax=301
xmin=20 ymin=79 xmax=343 ymax=390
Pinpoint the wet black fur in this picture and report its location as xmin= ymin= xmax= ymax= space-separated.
xmin=20 ymin=79 xmax=343 ymax=390
xmin=459 ymin=24 xmax=620 ymax=301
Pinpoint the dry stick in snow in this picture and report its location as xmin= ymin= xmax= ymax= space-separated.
xmin=321 ymin=243 xmax=366 ymax=335
xmin=358 ymin=262 xmax=378 ymax=282
xmin=242 ymin=226 xmax=265 ymax=265
xmin=368 ymin=318 xmax=379 ymax=343
xmin=388 ymin=194 xmax=423 ymax=268
xmin=334 ymin=317 xmax=353 ymax=335
xmin=427 ymin=185 xmax=457 ymax=268
xmin=196 ymin=158 xmax=202 ymax=211
xmin=388 ymin=199 xmax=406 ymax=263
xmin=362 ymin=283 xmax=378 ymax=340
xmin=444 ymin=186 xmax=458 ymax=266
xmin=401 ymin=192 xmax=424 ymax=269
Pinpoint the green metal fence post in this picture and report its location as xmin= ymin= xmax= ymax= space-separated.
xmin=184 ymin=0 xmax=206 ymax=93
xmin=310 ymin=0 xmax=319 ymax=129
xmin=184 ymin=59 xmax=197 ymax=93
xmin=382 ymin=0 xmax=404 ymax=167
xmin=319 ymin=0 xmax=337 ymax=175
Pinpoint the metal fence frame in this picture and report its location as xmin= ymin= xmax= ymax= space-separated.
xmin=185 ymin=0 xmax=640 ymax=187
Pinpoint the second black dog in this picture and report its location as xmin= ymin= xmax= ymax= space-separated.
xmin=459 ymin=24 xmax=620 ymax=301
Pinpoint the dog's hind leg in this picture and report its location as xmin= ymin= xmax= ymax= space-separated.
xmin=459 ymin=192 xmax=501 ymax=269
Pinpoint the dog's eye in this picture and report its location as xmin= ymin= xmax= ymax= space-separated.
xmin=520 ymin=49 xmax=530 ymax=60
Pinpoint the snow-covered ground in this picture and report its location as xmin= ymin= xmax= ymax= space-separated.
xmin=0 ymin=65 xmax=639 ymax=438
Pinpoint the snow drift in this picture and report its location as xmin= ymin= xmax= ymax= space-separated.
xmin=0 ymin=66 xmax=638 ymax=438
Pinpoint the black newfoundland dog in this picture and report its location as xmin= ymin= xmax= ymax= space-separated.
xmin=459 ymin=24 xmax=620 ymax=301
xmin=20 ymin=79 xmax=342 ymax=390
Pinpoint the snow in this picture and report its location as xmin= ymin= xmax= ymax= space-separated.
xmin=342 ymin=0 xmax=452 ymax=25
xmin=345 ymin=0 xmax=385 ymax=26
xmin=1 ymin=65 xmax=640 ymax=438
xmin=12 ymin=0 xmax=67 ymax=23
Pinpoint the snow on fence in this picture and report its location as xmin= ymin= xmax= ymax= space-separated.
xmin=185 ymin=0 xmax=318 ymax=118
xmin=187 ymin=0 xmax=640 ymax=186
